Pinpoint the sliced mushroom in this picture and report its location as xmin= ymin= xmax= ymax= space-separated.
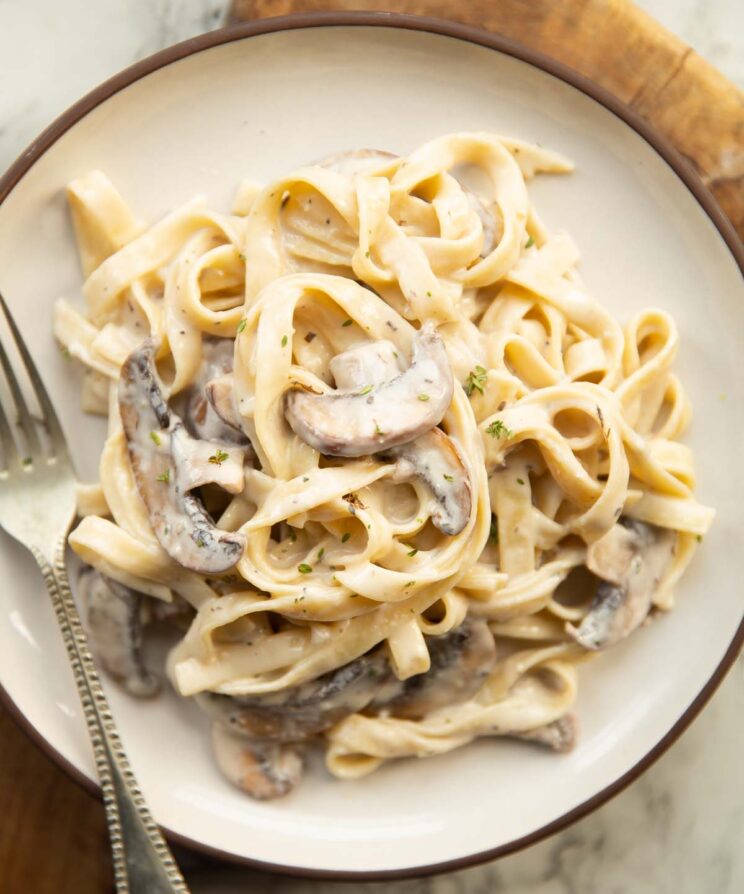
xmin=374 ymin=617 xmax=496 ymax=718
xmin=306 ymin=334 xmax=470 ymax=533
xmin=182 ymin=338 xmax=247 ymax=446
xmin=119 ymin=339 xmax=246 ymax=574
xmin=197 ymin=649 xmax=392 ymax=743
xmin=382 ymin=428 xmax=472 ymax=536
xmin=284 ymin=322 xmax=453 ymax=457
xmin=205 ymin=373 xmax=243 ymax=432
xmin=509 ymin=713 xmax=577 ymax=752
xmin=79 ymin=567 xmax=159 ymax=697
xmin=567 ymin=518 xmax=676 ymax=650
xmin=211 ymin=723 xmax=303 ymax=800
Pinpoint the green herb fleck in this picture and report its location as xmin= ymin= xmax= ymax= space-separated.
xmin=426 ymin=290 xmax=432 ymax=297
xmin=342 ymin=319 xmax=353 ymax=328
xmin=405 ymin=580 xmax=415 ymax=588
xmin=61 ymin=346 xmax=71 ymax=360
xmin=443 ymin=474 xmax=454 ymax=482
xmin=288 ymin=530 xmax=297 ymax=543
xmin=418 ymin=393 xmax=430 ymax=402
xmin=156 ymin=469 xmax=170 ymax=483
xmin=208 ymin=449 xmax=229 ymax=465
xmin=365 ymin=250 xmax=370 ymax=259
xmin=22 ymin=457 xmax=32 ymax=467
xmin=341 ymin=532 xmax=351 ymax=543
xmin=238 ymin=252 xmax=247 ymax=262
xmin=485 ymin=419 xmax=513 ymax=439
xmin=489 ymin=518 xmax=499 ymax=543
xmin=516 ymin=477 xmax=525 ymax=485
xmin=696 ymin=534 xmax=703 ymax=543
xmin=298 ymin=563 xmax=313 ymax=574
xmin=237 ymin=318 xmax=247 ymax=334
xmin=196 ymin=536 xmax=206 ymax=548
xmin=358 ymin=384 xmax=373 ymax=396
xmin=525 ymin=235 xmax=535 ymax=248
xmin=465 ymin=365 xmax=488 ymax=396
xmin=281 ymin=334 xmax=288 ymax=347
xmin=407 ymin=547 xmax=418 ymax=557
xmin=150 ymin=430 xmax=161 ymax=446
xmin=317 ymin=547 xmax=325 ymax=561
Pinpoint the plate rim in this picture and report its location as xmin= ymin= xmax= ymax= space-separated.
xmin=0 ymin=10 xmax=742 ymax=881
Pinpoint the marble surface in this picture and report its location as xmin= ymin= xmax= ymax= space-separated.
xmin=1 ymin=2 xmax=742 ymax=892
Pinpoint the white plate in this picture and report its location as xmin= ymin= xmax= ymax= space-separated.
xmin=0 ymin=15 xmax=742 ymax=879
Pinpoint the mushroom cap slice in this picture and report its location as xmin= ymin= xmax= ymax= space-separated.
xmin=205 ymin=373 xmax=243 ymax=433
xmin=373 ymin=616 xmax=496 ymax=718
xmin=510 ymin=714 xmax=577 ymax=752
xmin=182 ymin=338 xmax=246 ymax=445
xmin=211 ymin=724 xmax=303 ymax=800
xmin=568 ymin=518 xmax=676 ymax=650
xmin=382 ymin=427 xmax=472 ymax=536
xmin=79 ymin=567 xmax=160 ymax=698
xmin=284 ymin=322 xmax=454 ymax=457
xmin=119 ymin=340 xmax=246 ymax=575
xmin=197 ymin=649 xmax=392 ymax=743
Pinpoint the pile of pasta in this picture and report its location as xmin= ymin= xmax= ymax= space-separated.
xmin=55 ymin=132 xmax=713 ymax=779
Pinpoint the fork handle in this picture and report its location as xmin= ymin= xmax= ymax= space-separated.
xmin=30 ymin=539 xmax=190 ymax=894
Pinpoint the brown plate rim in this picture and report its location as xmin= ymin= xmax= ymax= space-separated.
xmin=0 ymin=10 xmax=742 ymax=882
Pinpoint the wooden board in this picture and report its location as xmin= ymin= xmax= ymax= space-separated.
xmin=232 ymin=0 xmax=744 ymax=239
xmin=2 ymin=4 xmax=741 ymax=892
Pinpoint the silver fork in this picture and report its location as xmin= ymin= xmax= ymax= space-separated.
xmin=0 ymin=292 xmax=190 ymax=894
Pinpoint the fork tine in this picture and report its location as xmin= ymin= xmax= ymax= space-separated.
xmin=0 ymin=291 xmax=67 ymax=458
xmin=0 ymin=387 xmax=20 ymax=469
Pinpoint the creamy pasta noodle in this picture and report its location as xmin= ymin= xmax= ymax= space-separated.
xmin=55 ymin=133 xmax=714 ymax=799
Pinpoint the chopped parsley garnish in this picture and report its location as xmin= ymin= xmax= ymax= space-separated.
xmin=342 ymin=319 xmax=353 ymax=327
xmin=341 ymin=532 xmax=351 ymax=543
xmin=443 ymin=474 xmax=454 ymax=482
xmin=418 ymin=393 xmax=430 ymax=402
xmin=297 ymin=563 xmax=313 ymax=574
xmin=375 ymin=422 xmax=384 ymax=435
xmin=358 ymin=384 xmax=373 ymax=395
xmin=464 ymin=366 xmax=488 ymax=396
xmin=208 ymin=449 xmax=229 ymax=465
xmin=317 ymin=547 xmax=325 ymax=561
xmin=281 ymin=334 xmax=288 ymax=347
xmin=426 ymin=290 xmax=432 ymax=297
xmin=156 ymin=469 xmax=170 ymax=483
xmin=405 ymin=580 xmax=415 ymax=588
xmin=196 ymin=536 xmax=206 ymax=548
xmin=525 ymin=235 xmax=535 ymax=248
xmin=485 ymin=419 xmax=513 ymax=439
xmin=149 ymin=431 xmax=161 ymax=446
xmin=407 ymin=547 xmax=418 ymax=557
xmin=237 ymin=318 xmax=247 ymax=334
xmin=22 ymin=457 xmax=32 ymax=467
xmin=288 ymin=530 xmax=297 ymax=543
xmin=238 ymin=252 xmax=247 ymax=262
xmin=516 ymin=477 xmax=525 ymax=485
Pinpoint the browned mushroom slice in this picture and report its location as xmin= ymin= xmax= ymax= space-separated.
xmin=211 ymin=724 xmax=304 ymax=800
xmin=119 ymin=340 xmax=246 ymax=574
xmin=509 ymin=713 xmax=577 ymax=752
xmin=182 ymin=338 xmax=248 ymax=446
xmin=284 ymin=322 xmax=453 ymax=457
xmin=374 ymin=617 xmax=496 ymax=718
xmin=567 ymin=518 xmax=676 ymax=650
xmin=382 ymin=427 xmax=472 ymax=536
xmin=328 ymin=336 xmax=470 ymax=534
xmin=79 ymin=567 xmax=159 ymax=698
xmin=197 ymin=649 xmax=392 ymax=742
xmin=205 ymin=373 xmax=243 ymax=432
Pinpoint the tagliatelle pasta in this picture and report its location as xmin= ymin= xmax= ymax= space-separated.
xmin=56 ymin=133 xmax=714 ymax=798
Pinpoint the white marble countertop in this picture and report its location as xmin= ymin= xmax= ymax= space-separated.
xmin=1 ymin=2 xmax=742 ymax=892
